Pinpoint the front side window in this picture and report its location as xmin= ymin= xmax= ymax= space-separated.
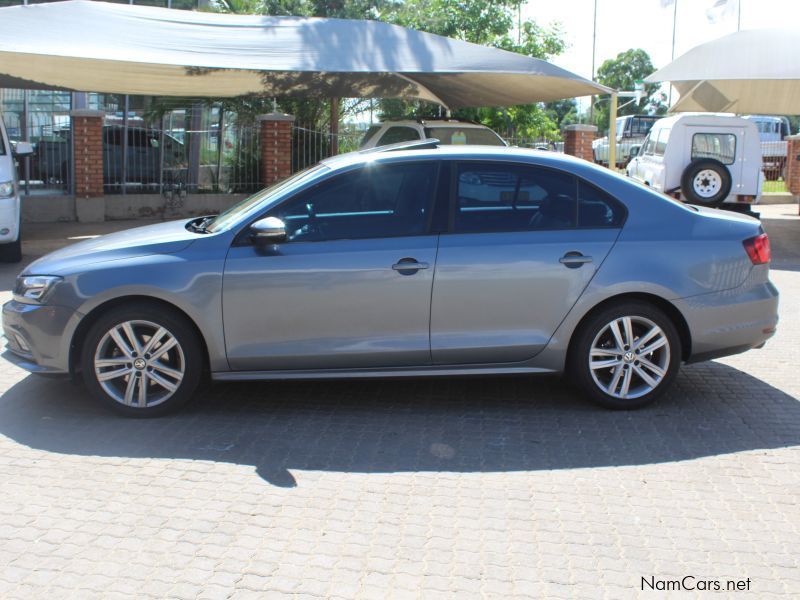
xmin=691 ymin=133 xmax=736 ymax=165
xmin=643 ymin=133 xmax=657 ymax=155
xmin=269 ymin=161 xmax=437 ymax=242
xmin=377 ymin=126 xmax=420 ymax=146
xmin=454 ymin=163 xmax=576 ymax=233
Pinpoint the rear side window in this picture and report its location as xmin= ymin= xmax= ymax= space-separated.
xmin=454 ymin=163 xmax=577 ymax=232
xmin=654 ymin=128 xmax=670 ymax=156
xmin=377 ymin=126 xmax=420 ymax=146
xmin=578 ymin=181 xmax=626 ymax=228
xmin=424 ymin=127 xmax=505 ymax=146
xmin=692 ymin=133 xmax=736 ymax=165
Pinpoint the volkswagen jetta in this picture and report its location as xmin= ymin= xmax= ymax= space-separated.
xmin=2 ymin=142 xmax=779 ymax=416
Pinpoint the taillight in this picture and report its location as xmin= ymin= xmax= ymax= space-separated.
xmin=743 ymin=233 xmax=771 ymax=265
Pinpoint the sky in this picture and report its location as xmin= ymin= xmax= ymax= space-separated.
xmin=522 ymin=0 xmax=800 ymax=106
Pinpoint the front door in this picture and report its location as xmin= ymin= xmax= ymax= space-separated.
xmin=223 ymin=160 xmax=440 ymax=371
xmin=430 ymin=161 xmax=624 ymax=365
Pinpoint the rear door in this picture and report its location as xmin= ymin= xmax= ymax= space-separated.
xmin=685 ymin=127 xmax=744 ymax=196
xmin=429 ymin=161 xmax=625 ymax=365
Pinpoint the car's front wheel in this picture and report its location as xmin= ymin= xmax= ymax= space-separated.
xmin=570 ymin=301 xmax=682 ymax=409
xmin=81 ymin=303 xmax=203 ymax=417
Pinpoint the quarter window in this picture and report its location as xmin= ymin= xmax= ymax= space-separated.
xmin=578 ymin=181 xmax=625 ymax=228
xmin=454 ymin=163 xmax=577 ymax=232
xmin=377 ymin=126 xmax=420 ymax=146
xmin=691 ymin=133 xmax=736 ymax=165
xmin=269 ymin=161 xmax=437 ymax=242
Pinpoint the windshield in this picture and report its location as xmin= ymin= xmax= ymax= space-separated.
xmin=205 ymin=164 xmax=329 ymax=233
xmin=424 ymin=127 xmax=506 ymax=146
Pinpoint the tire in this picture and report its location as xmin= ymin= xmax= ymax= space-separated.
xmin=568 ymin=301 xmax=682 ymax=410
xmin=0 ymin=236 xmax=22 ymax=263
xmin=80 ymin=303 xmax=203 ymax=417
xmin=680 ymin=158 xmax=732 ymax=206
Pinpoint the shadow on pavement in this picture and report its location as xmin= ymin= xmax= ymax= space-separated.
xmin=1 ymin=362 xmax=798 ymax=486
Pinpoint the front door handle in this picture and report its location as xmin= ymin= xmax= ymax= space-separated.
xmin=559 ymin=252 xmax=593 ymax=269
xmin=392 ymin=257 xmax=429 ymax=274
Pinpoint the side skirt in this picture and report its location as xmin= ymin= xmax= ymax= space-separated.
xmin=212 ymin=365 xmax=558 ymax=382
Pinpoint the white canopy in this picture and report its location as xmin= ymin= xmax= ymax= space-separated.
xmin=0 ymin=0 xmax=611 ymax=108
xmin=646 ymin=29 xmax=800 ymax=115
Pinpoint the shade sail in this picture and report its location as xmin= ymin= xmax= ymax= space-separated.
xmin=646 ymin=29 xmax=800 ymax=115
xmin=0 ymin=0 xmax=611 ymax=108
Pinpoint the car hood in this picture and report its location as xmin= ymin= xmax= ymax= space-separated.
xmin=23 ymin=219 xmax=200 ymax=276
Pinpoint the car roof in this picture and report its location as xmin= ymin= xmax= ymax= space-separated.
xmin=321 ymin=144 xmax=594 ymax=171
xmin=651 ymin=113 xmax=756 ymax=128
xmin=375 ymin=120 xmax=492 ymax=129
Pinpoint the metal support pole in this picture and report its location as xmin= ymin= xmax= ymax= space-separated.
xmin=121 ymin=94 xmax=129 ymax=195
xmin=22 ymin=90 xmax=30 ymax=196
xmin=216 ymin=108 xmax=225 ymax=191
xmin=608 ymin=93 xmax=618 ymax=170
xmin=330 ymin=97 xmax=339 ymax=156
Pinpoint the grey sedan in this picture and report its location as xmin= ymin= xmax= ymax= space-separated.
xmin=2 ymin=143 xmax=779 ymax=416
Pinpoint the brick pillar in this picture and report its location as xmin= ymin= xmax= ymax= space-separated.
xmin=785 ymin=135 xmax=800 ymax=204
xmin=257 ymin=112 xmax=295 ymax=187
xmin=70 ymin=109 xmax=104 ymax=198
xmin=562 ymin=124 xmax=598 ymax=162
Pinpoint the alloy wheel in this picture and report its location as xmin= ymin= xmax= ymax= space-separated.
xmin=588 ymin=315 xmax=671 ymax=400
xmin=93 ymin=320 xmax=185 ymax=408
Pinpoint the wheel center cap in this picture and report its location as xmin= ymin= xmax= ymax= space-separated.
xmin=623 ymin=351 xmax=634 ymax=363
xmin=133 ymin=358 xmax=146 ymax=370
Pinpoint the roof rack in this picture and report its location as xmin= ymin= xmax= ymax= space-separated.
xmin=357 ymin=138 xmax=441 ymax=154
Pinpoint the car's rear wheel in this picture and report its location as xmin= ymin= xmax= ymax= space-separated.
xmin=81 ymin=304 xmax=203 ymax=417
xmin=569 ymin=301 xmax=682 ymax=409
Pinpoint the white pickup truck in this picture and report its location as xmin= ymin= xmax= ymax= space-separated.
xmin=626 ymin=113 xmax=763 ymax=211
xmin=0 ymin=115 xmax=33 ymax=262
xmin=592 ymin=114 xmax=659 ymax=167
xmin=743 ymin=115 xmax=790 ymax=181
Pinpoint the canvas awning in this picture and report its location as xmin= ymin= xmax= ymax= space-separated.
xmin=0 ymin=0 xmax=611 ymax=108
xmin=646 ymin=29 xmax=800 ymax=115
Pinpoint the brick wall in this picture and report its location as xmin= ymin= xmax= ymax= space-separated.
xmin=562 ymin=124 xmax=598 ymax=163
xmin=70 ymin=110 xmax=104 ymax=198
xmin=258 ymin=113 xmax=295 ymax=187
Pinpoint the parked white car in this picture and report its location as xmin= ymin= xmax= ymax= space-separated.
xmin=626 ymin=113 xmax=763 ymax=209
xmin=359 ymin=119 xmax=507 ymax=149
xmin=0 ymin=116 xmax=32 ymax=262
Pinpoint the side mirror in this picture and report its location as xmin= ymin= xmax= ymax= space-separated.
xmin=12 ymin=141 xmax=34 ymax=157
xmin=250 ymin=216 xmax=286 ymax=243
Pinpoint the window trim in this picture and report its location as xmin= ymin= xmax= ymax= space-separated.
xmin=234 ymin=159 xmax=442 ymax=245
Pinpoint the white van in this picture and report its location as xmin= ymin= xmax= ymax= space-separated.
xmin=626 ymin=113 xmax=763 ymax=208
xmin=0 ymin=115 xmax=32 ymax=263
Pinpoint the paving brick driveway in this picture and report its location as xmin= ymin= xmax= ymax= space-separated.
xmin=1 ymin=206 xmax=799 ymax=599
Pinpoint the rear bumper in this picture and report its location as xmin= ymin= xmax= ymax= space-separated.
xmin=1 ymin=300 xmax=75 ymax=376
xmin=675 ymin=280 xmax=779 ymax=363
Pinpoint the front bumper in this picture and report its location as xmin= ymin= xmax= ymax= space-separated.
xmin=2 ymin=299 xmax=76 ymax=376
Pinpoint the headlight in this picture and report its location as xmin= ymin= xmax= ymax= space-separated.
xmin=13 ymin=275 xmax=62 ymax=304
xmin=0 ymin=181 xmax=14 ymax=198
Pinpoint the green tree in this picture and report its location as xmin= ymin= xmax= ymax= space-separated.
xmin=593 ymin=48 xmax=667 ymax=132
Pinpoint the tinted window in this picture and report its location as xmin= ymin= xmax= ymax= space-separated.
xmin=270 ymin=161 xmax=437 ymax=242
xmin=578 ymin=181 xmax=625 ymax=228
xmin=377 ymin=126 xmax=420 ymax=146
xmin=424 ymin=127 xmax=505 ymax=146
xmin=454 ymin=163 xmax=576 ymax=233
xmin=359 ymin=125 xmax=382 ymax=147
xmin=691 ymin=133 xmax=736 ymax=164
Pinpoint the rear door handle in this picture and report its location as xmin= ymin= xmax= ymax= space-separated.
xmin=392 ymin=258 xmax=429 ymax=274
xmin=559 ymin=252 xmax=593 ymax=268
